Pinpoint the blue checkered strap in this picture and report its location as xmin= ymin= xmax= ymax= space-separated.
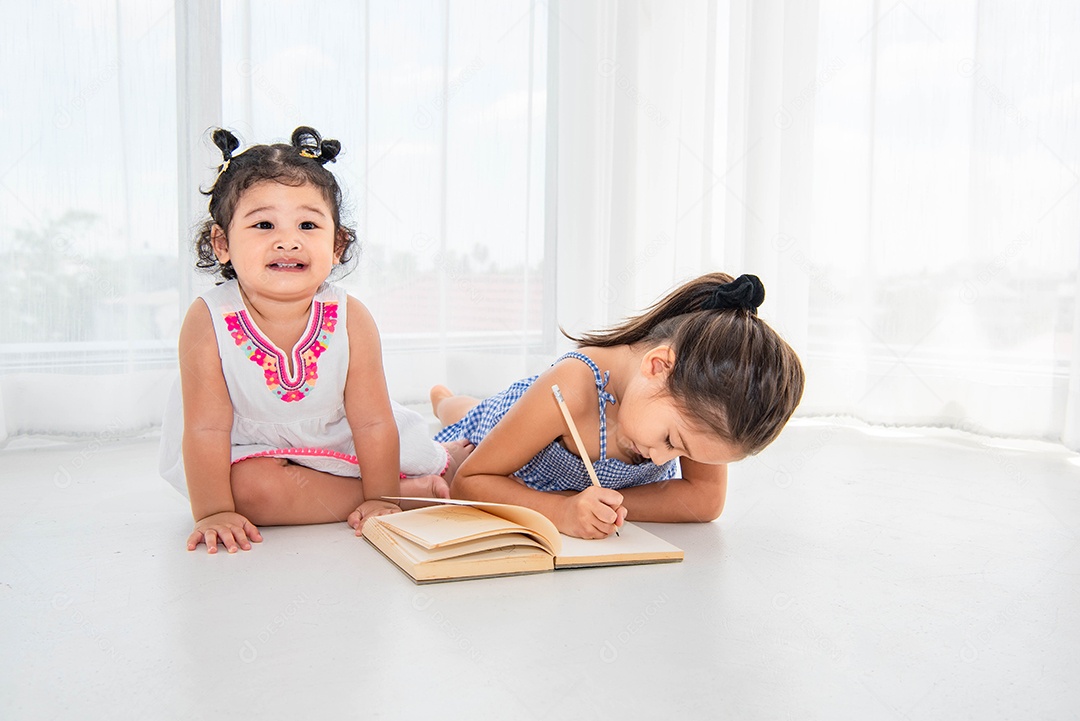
xmin=554 ymin=351 xmax=616 ymax=461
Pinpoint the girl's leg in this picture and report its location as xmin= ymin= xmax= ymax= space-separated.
xmin=234 ymin=445 xmax=480 ymax=521
xmin=430 ymin=385 xmax=481 ymax=427
xmin=231 ymin=457 xmax=365 ymax=526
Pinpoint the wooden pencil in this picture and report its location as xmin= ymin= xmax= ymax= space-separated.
xmin=552 ymin=384 xmax=619 ymax=535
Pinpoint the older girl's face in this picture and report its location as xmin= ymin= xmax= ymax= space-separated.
xmin=614 ymin=347 xmax=746 ymax=467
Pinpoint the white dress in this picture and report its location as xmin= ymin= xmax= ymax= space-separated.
xmin=158 ymin=280 xmax=446 ymax=497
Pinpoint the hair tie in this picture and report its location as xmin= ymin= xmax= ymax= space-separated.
xmin=292 ymin=126 xmax=327 ymax=163
xmin=703 ymin=274 xmax=765 ymax=315
xmin=291 ymin=126 xmax=341 ymax=165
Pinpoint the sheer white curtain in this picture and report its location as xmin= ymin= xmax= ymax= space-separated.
xmin=0 ymin=1 xmax=180 ymax=442
xmin=3 ymin=0 xmax=1078 ymax=451
xmin=211 ymin=0 xmax=552 ymax=402
xmin=0 ymin=0 xmax=550 ymax=443
xmin=554 ymin=0 xmax=1080 ymax=450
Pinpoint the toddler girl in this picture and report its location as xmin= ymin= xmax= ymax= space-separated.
xmin=160 ymin=126 xmax=470 ymax=553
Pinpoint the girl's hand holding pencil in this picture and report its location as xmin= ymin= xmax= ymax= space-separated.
xmin=556 ymin=485 xmax=627 ymax=539
xmin=552 ymin=385 xmax=626 ymax=538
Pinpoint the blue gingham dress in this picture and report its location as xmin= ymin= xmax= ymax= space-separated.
xmin=435 ymin=352 xmax=680 ymax=491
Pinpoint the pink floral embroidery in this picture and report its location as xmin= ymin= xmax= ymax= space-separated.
xmin=224 ymin=300 xmax=337 ymax=402
xmin=263 ymin=364 xmax=280 ymax=391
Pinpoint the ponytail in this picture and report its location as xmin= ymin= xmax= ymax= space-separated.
xmin=566 ymin=272 xmax=804 ymax=455
xmin=564 ymin=272 xmax=763 ymax=347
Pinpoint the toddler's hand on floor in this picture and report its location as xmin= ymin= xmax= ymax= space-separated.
xmin=188 ymin=512 xmax=263 ymax=554
xmin=350 ymin=499 xmax=402 ymax=536
xmin=557 ymin=486 xmax=627 ymax=539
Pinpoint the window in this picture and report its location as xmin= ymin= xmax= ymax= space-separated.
xmin=0 ymin=0 xmax=552 ymax=436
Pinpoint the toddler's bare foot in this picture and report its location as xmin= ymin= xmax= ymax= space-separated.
xmin=430 ymin=384 xmax=454 ymax=418
xmin=441 ymin=438 xmax=475 ymax=484
xmin=397 ymin=441 xmax=473 ymax=509
xmin=398 ymin=474 xmax=451 ymax=507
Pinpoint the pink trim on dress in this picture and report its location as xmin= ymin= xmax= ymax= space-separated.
xmin=234 ymin=447 xmax=359 ymax=465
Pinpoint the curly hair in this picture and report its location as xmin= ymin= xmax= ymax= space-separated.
xmin=193 ymin=126 xmax=358 ymax=281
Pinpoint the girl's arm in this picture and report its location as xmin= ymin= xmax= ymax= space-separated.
xmin=616 ymin=457 xmax=728 ymax=522
xmin=450 ymin=361 xmax=626 ymax=539
xmin=179 ymin=301 xmax=262 ymax=553
xmin=342 ymin=296 xmax=401 ymax=531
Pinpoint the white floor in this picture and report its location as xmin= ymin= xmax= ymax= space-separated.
xmin=2 ymin=419 xmax=1078 ymax=720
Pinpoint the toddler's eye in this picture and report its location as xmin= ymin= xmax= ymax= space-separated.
xmin=665 ymin=436 xmax=675 ymax=450
xmin=300 ymin=221 xmax=317 ymax=230
xmin=254 ymin=221 xmax=273 ymax=229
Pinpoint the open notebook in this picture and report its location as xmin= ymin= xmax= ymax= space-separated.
xmin=362 ymin=498 xmax=684 ymax=584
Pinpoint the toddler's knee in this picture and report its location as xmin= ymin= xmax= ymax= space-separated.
xmin=231 ymin=458 xmax=286 ymax=519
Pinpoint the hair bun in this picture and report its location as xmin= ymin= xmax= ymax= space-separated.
xmin=212 ymin=128 xmax=241 ymax=161
xmin=291 ymin=125 xmax=341 ymax=165
xmin=704 ymin=274 xmax=765 ymax=315
xmin=319 ymin=139 xmax=341 ymax=163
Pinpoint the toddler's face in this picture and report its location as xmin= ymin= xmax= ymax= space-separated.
xmin=212 ymin=181 xmax=339 ymax=302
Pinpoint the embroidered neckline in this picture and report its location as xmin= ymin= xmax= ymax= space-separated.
xmin=224 ymin=300 xmax=339 ymax=402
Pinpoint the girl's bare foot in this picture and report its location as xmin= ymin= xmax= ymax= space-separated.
xmin=441 ymin=438 xmax=474 ymax=484
xmin=430 ymin=385 xmax=482 ymax=426
xmin=430 ymin=384 xmax=454 ymax=418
